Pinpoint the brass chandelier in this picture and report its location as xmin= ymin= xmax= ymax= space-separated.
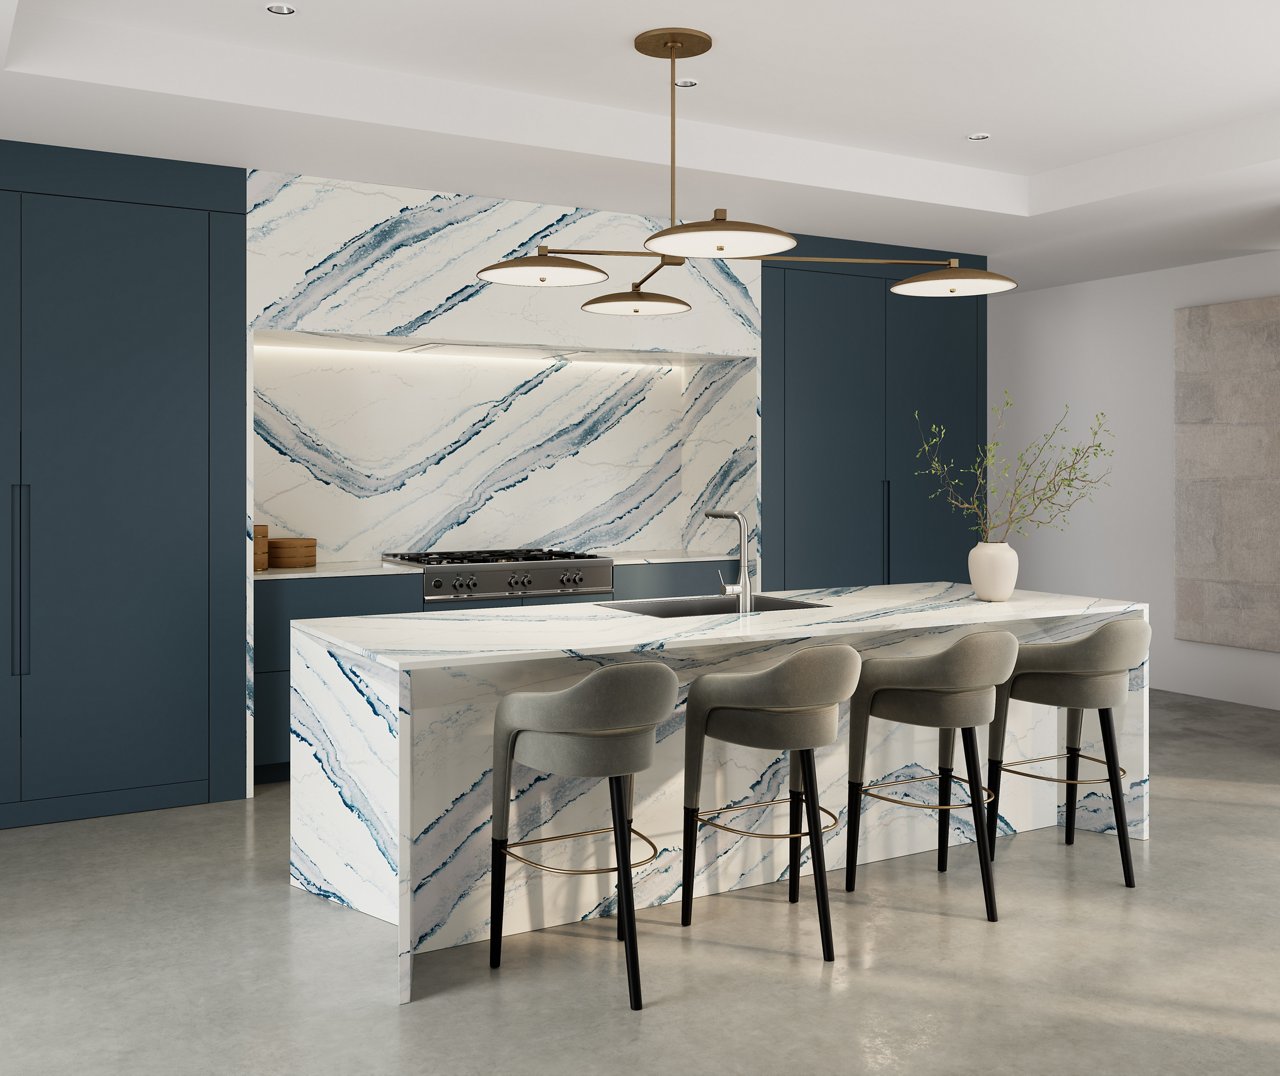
xmin=477 ymin=28 xmax=1018 ymax=315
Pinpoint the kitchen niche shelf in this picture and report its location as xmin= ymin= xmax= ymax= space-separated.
xmin=252 ymin=329 xmax=751 ymax=368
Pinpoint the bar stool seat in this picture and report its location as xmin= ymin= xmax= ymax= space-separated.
xmin=490 ymin=661 xmax=678 ymax=1012
xmin=846 ymin=631 xmax=1019 ymax=923
xmin=987 ymin=619 xmax=1151 ymax=888
xmin=681 ymin=645 xmax=862 ymax=962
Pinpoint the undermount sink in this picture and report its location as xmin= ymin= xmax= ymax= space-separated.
xmin=603 ymin=594 xmax=828 ymax=618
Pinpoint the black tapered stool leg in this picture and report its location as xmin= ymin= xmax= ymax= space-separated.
xmin=937 ymin=766 xmax=953 ymax=873
xmin=609 ymin=776 xmax=642 ymax=1010
xmin=845 ymin=781 xmax=863 ymax=892
xmin=680 ymin=806 xmax=698 ymax=926
xmin=490 ymin=838 xmax=508 ymax=969
xmin=618 ymin=814 xmax=631 ymax=942
xmin=1064 ymin=746 xmax=1081 ymax=845
xmin=1097 ymin=708 xmax=1136 ymax=889
xmin=789 ymin=785 xmax=803 ymax=904
xmin=960 ymin=728 xmax=998 ymax=923
xmin=797 ymin=749 xmax=834 ymax=961
xmin=986 ymin=757 xmax=1003 ymax=860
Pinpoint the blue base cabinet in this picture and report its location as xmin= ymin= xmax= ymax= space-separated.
xmin=761 ymin=235 xmax=986 ymax=590
xmin=253 ymin=574 xmax=425 ymax=776
xmin=0 ymin=140 xmax=245 ymax=829
xmin=612 ymin=560 xmax=738 ymax=601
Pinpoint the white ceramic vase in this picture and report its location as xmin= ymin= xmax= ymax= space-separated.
xmin=968 ymin=541 xmax=1018 ymax=602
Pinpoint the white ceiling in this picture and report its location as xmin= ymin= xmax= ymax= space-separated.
xmin=4 ymin=0 xmax=1280 ymax=290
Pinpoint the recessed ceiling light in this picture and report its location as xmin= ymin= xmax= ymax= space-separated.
xmin=266 ymin=4 xmax=296 ymax=14
xmin=967 ymin=132 xmax=991 ymax=141
xmin=674 ymin=78 xmax=698 ymax=88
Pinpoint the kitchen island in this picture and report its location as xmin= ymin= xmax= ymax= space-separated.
xmin=288 ymin=583 xmax=1148 ymax=1003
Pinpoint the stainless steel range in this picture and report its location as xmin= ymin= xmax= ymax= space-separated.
xmin=382 ymin=549 xmax=614 ymax=603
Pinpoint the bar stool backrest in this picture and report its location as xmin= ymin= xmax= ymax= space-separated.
xmin=496 ymin=662 xmax=679 ymax=734
xmin=1009 ymin=619 xmax=1151 ymax=710
xmin=687 ymin=644 xmax=862 ymax=719
xmin=857 ymin=631 xmax=1020 ymax=729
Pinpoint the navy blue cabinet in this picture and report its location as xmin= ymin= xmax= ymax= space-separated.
xmin=20 ymin=195 xmax=211 ymax=802
xmin=612 ymin=560 xmax=738 ymax=600
xmin=761 ymin=236 xmax=985 ymax=590
xmin=1 ymin=192 xmax=18 ymax=805
xmin=0 ymin=140 xmax=245 ymax=828
xmin=253 ymin=574 xmax=425 ymax=774
xmin=885 ymin=293 xmax=984 ymax=584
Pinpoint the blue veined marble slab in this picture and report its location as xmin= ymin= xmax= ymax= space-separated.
xmin=287 ymin=583 xmax=1150 ymax=1003
xmin=248 ymin=171 xmax=761 ymax=563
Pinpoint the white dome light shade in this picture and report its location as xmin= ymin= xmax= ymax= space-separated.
xmin=890 ymin=267 xmax=1018 ymax=297
xmin=476 ymin=254 xmax=608 ymax=287
xmin=644 ymin=211 xmax=796 ymax=259
xmin=581 ymin=289 xmax=691 ymax=316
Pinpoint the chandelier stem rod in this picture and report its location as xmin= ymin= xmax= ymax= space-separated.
xmin=669 ymin=44 xmax=677 ymax=230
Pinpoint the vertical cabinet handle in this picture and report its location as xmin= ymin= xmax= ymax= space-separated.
xmin=11 ymin=484 xmax=28 ymax=676
xmin=881 ymin=479 xmax=890 ymax=585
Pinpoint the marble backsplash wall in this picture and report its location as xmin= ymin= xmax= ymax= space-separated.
xmin=247 ymin=172 xmax=761 ymax=558
xmin=254 ymin=348 xmax=756 ymax=558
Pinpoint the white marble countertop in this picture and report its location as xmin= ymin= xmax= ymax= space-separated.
xmin=600 ymin=549 xmax=738 ymax=565
xmin=254 ymin=551 xmax=733 ymax=579
xmin=292 ymin=582 xmax=1145 ymax=673
xmin=254 ymin=560 xmax=424 ymax=581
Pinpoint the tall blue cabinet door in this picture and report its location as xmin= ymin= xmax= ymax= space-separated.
xmin=885 ymin=293 xmax=984 ymax=583
xmin=782 ymin=270 xmax=886 ymax=588
xmin=0 ymin=193 xmax=18 ymax=804
xmin=20 ymin=194 xmax=210 ymax=801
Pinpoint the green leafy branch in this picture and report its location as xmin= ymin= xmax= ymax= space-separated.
xmin=915 ymin=391 xmax=1114 ymax=543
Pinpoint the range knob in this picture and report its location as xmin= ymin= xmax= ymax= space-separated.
xmin=572 ymin=571 xmax=584 ymax=585
xmin=466 ymin=575 xmax=479 ymax=590
xmin=431 ymin=578 xmax=443 ymax=590
xmin=559 ymin=572 xmax=572 ymax=586
xmin=508 ymin=575 xmax=521 ymax=589
xmin=451 ymin=576 xmax=465 ymax=591
xmin=520 ymin=573 xmax=533 ymax=588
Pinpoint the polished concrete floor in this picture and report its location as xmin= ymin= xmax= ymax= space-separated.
xmin=1 ymin=689 xmax=1277 ymax=1076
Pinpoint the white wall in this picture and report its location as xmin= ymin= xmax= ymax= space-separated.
xmin=989 ymin=250 xmax=1280 ymax=711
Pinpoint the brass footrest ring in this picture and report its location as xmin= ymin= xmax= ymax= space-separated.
xmin=504 ymin=825 xmax=659 ymax=877
xmin=1000 ymin=752 xmax=1127 ymax=785
xmin=862 ymin=772 xmax=994 ymax=809
xmin=697 ymin=796 xmax=839 ymax=840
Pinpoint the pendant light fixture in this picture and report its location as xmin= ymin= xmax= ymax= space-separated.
xmin=645 ymin=208 xmax=796 ymax=259
xmin=890 ymin=266 xmax=1018 ymax=297
xmin=476 ymin=249 xmax=608 ymax=287
xmin=475 ymin=27 xmax=1018 ymax=313
xmin=582 ymin=288 xmax=691 ymax=316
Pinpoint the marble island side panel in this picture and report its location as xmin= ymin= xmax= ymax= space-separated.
xmin=288 ymin=584 xmax=1148 ymax=1003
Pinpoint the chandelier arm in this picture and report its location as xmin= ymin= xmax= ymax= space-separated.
xmin=544 ymin=247 xmax=655 ymax=258
xmin=752 ymin=255 xmax=959 ymax=267
xmin=632 ymin=259 xmax=669 ymax=291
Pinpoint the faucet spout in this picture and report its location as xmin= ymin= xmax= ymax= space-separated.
xmin=704 ymin=510 xmax=751 ymax=614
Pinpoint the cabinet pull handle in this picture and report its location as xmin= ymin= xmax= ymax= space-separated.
xmin=881 ymin=479 xmax=891 ymax=585
xmin=11 ymin=484 xmax=28 ymax=676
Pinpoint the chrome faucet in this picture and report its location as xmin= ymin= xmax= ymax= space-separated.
xmin=705 ymin=510 xmax=752 ymax=614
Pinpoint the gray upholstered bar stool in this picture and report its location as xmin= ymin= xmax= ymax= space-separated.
xmin=986 ymin=619 xmax=1151 ymax=888
xmin=845 ymin=631 xmax=1019 ymax=923
xmin=490 ymin=661 xmax=678 ymax=1012
xmin=680 ymin=645 xmax=862 ymax=963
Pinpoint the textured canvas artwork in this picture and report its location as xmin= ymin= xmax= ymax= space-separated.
xmin=1174 ymin=295 xmax=1280 ymax=652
